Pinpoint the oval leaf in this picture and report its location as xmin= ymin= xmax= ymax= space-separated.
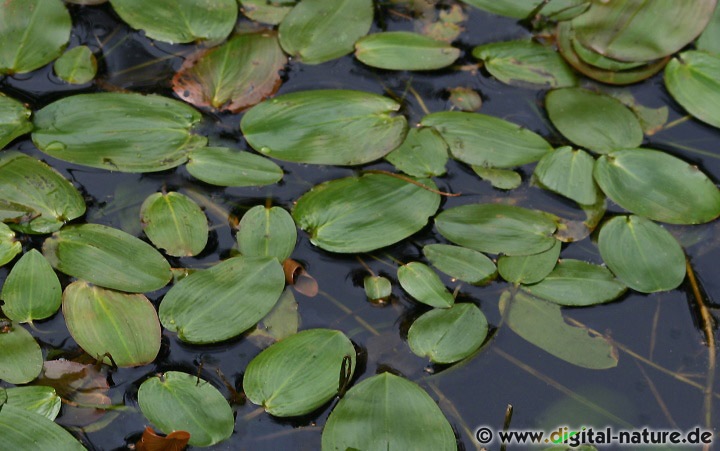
xmin=386 ymin=127 xmax=448 ymax=177
xmin=322 ymin=372 xmax=456 ymax=451
xmin=186 ymin=147 xmax=283 ymax=187
xmin=0 ymin=404 xmax=85 ymax=450
xmin=665 ymin=50 xmax=720 ymax=129
xmin=138 ymin=371 xmax=234 ymax=447
xmin=408 ymin=303 xmax=488 ymax=364
xmin=241 ymin=90 xmax=407 ymax=165
xmin=42 ymin=224 xmax=172 ymax=293
xmin=545 ymin=88 xmax=643 ymax=154
xmin=240 ymin=0 xmax=296 ymax=25
xmin=0 ymin=322 xmax=43 ymax=384
xmin=355 ymin=32 xmax=460 ymax=71
xmin=3 ymin=386 xmax=62 ymax=420
xmin=398 ymin=262 xmax=454 ymax=308
xmin=0 ymin=93 xmax=32 ymax=148
xmin=472 ymin=166 xmax=522 ymax=190
xmin=435 ymin=203 xmax=558 ymax=256
xmin=364 ymin=276 xmax=392 ymax=301
xmin=159 ymin=256 xmax=285 ymax=344
xmin=293 ymin=173 xmax=440 ymax=253
xmin=237 ymin=205 xmax=296 ymax=262
xmin=593 ymin=149 xmax=720 ymax=224
xmin=32 ymin=93 xmax=206 ymax=173
xmin=423 ymin=243 xmax=496 ymax=285
xmin=498 ymin=240 xmax=561 ymax=285
xmin=54 ymin=46 xmax=97 ymax=84
xmin=534 ymin=146 xmax=599 ymax=205
xmin=421 ymin=111 xmax=553 ymax=168
xmin=460 ymin=0 xmax=588 ymax=19
xmin=244 ymin=329 xmax=356 ymax=417
xmin=1 ymin=249 xmax=61 ymax=323
xmin=140 ymin=192 xmax=208 ymax=257
xmin=63 ymin=281 xmax=161 ymax=367
xmin=598 ymin=215 xmax=686 ymax=293
xmin=0 ymin=223 xmax=21 ymax=267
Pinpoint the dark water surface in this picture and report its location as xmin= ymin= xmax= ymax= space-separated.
xmin=1 ymin=2 xmax=719 ymax=450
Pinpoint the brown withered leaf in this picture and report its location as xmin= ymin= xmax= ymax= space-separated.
xmin=136 ymin=426 xmax=191 ymax=451
xmin=282 ymin=258 xmax=318 ymax=297
xmin=172 ymin=31 xmax=286 ymax=113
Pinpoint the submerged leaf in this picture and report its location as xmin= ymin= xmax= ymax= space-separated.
xmin=448 ymin=87 xmax=482 ymax=112
xmin=0 ymin=322 xmax=43 ymax=384
xmin=355 ymin=32 xmax=460 ymax=71
xmin=186 ymin=147 xmax=283 ymax=187
xmin=237 ymin=206 xmax=296 ymax=262
xmin=1 ymin=249 xmax=62 ymax=323
xmin=664 ymin=50 xmax=720 ymax=129
xmin=249 ymin=288 xmax=299 ymax=343
xmin=140 ymin=192 xmax=208 ymax=257
xmin=423 ymin=244 xmax=496 ymax=285
xmin=54 ymin=46 xmax=97 ymax=84
xmin=136 ymin=427 xmax=191 ymax=451
xmin=398 ymin=262 xmax=455 ymax=308
xmin=0 ymin=93 xmax=32 ymax=149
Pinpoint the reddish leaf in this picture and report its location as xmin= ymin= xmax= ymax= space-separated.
xmin=282 ymin=259 xmax=318 ymax=297
xmin=136 ymin=426 xmax=191 ymax=451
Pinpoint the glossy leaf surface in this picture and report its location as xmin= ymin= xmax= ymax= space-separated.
xmin=0 ymin=323 xmax=42 ymax=384
xmin=355 ymin=32 xmax=460 ymax=71
xmin=140 ymin=192 xmax=208 ymax=257
xmin=1 ymin=249 xmax=61 ymax=323
xmin=3 ymin=386 xmax=62 ymax=420
xmin=0 ymin=404 xmax=85 ymax=450
xmin=186 ymin=147 xmax=283 ymax=187
xmin=398 ymin=262 xmax=454 ymax=308
xmin=423 ymin=243 xmax=496 ymax=285
xmin=237 ymin=206 xmax=296 ymax=262
xmin=54 ymin=46 xmax=97 ymax=84
xmin=385 ymin=127 xmax=448 ymax=177
xmin=665 ymin=50 xmax=720 ymax=129
xmin=534 ymin=146 xmax=599 ymax=204
xmin=0 ymin=93 xmax=32 ymax=148
xmin=498 ymin=240 xmax=561 ymax=285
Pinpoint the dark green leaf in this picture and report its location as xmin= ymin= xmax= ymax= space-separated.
xmin=1 ymin=249 xmax=61 ymax=323
xmin=0 ymin=93 xmax=32 ymax=148
xmin=0 ymin=322 xmax=43 ymax=384
xmin=385 ymin=128 xmax=448 ymax=177
xmin=3 ymin=386 xmax=61 ymax=420
xmin=664 ymin=50 xmax=720 ymax=129
xmin=0 ymin=223 xmax=21 ymax=267
xmin=249 ymin=288 xmax=299 ymax=343
xmin=239 ymin=0 xmax=296 ymax=25
xmin=54 ymin=46 xmax=97 ymax=84
xmin=140 ymin=192 xmax=208 ymax=257
xmin=364 ymin=276 xmax=392 ymax=301
xmin=398 ymin=262 xmax=454 ymax=308
xmin=186 ymin=147 xmax=283 ymax=187
xmin=460 ymin=0 xmax=589 ymax=20
xmin=0 ymin=404 xmax=85 ymax=450
xmin=471 ymin=166 xmax=522 ymax=190
xmin=534 ymin=146 xmax=599 ymax=205
xmin=498 ymin=240 xmax=561 ymax=285
xmin=237 ymin=206 xmax=296 ymax=262
xmin=355 ymin=32 xmax=460 ymax=71
xmin=423 ymin=243 xmax=496 ymax=285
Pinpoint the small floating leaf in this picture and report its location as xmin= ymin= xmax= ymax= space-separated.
xmin=598 ymin=215 xmax=686 ymax=293
xmin=3 ymin=386 xmax=62 ymax=420
xmin=498 ymin=240 xmax=561 ymax=285
xmin=172 ymin=31 xmax=286 ymax=113
xmin=364 ymin=276 xmax=392 ymax=302
xmin=0 ymin=404 xmax=85 ymax=450
xmin=398 ymin=262 xmax=454 ymax=308
xmin=293 ymin=173 xmax=440 ymax=253
xmin=159 ymin=256 xmax=285 ymax=344
xmin=522 ymin=260 xmax=627 ymax=306
xmin=385 ymin=128 xmax=448 ymax=178
xmin=423 ymin=243 xmax=496 ymax=285
xmin=355 ymin=32 xmax=460 ymax=71
xmin=0 ymin=0 xmax=72 ymax=74
xmin=140 ymin=192 xmax=208 ymax=257
xmin=279 ymin=0 xmax=373 ymax=64
xmin=42 ymin=224 xmax=172 ymax=293
xmin=32 ymin=93 xmax=206 ymax=173
xmin=664 ymin=50 xmax=720 ymax=129
xmin=593 ymin=148 xmax=720 ymax=224
xmin=186 ymin=147 xmax=283 ymax=187
xmin=448 ymin=87 xmax=482 ymax=112
xmin=0 ymin=322 xmax=43 ymax=384
xmin=0 ymin=152 xmax=86 ymax=234
xmin=109 ymin=0 xmax=237 ymax=44
xmin=63 ymin=281 xmax=161 ymax=367
xmin=435 ymin=204 xmax=558 ymax=256
xmin=545 ymin=88 xmax=643 ymax=154
xmin=237 ymin=205 xmax=296 ymax=262
xmin=244 ymin=329 xmax=355 ymax=417
xmin=471 ymin=166 xmax=522 ymax=190
xmin=138 ymin=371 xmax=234 ymax=447
xmin=422 ymin=111 xmax=552 ymax=168
xmin=1 ymin=249 xmax=61 ymax=323
xmin=322 ymin=372 xmax=456 ymax=451
xmin=0 ymin=93 xmax=32 ymax=148
xmin=241 ymin=90 xmax=407 ymax=165
xmin=54 ymin=46 xmax=97 ymax=84
xmin=239 ymin=0 xmax=296 ymax=25
xmin=407 ymin=303 xmax=488 ymax=364
xmin=534 ymin=146 xmax=599 ymax=205
xmin=473 ymin=40 xmax=576 ymax=88
xmin=0 ymin=223 xmax=21 ymax=267
xmin=499 ymin=290 xmax=618 ymax=369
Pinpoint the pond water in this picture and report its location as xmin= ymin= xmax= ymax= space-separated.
xmin=1 ymin=2 xmax=719 ymax=450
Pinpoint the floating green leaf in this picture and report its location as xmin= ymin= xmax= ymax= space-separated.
xmin=42 ymin=224 xmax=172 ymax=293
xmin=0 ymin=0 xmax=71 ymax=75
xmin=572 ymin=0 xmax=716 ymax=62
xmin=593 ymin=149 xmax=720 ymax=224
xmin=0 ymin=404 xmax=85 ymax=450
xmin=385 ymin=128 xmax=448 ymax=178
xmin=0 ymin=93 xmax=32 ymax=149
xmin=0 ymin=223 xmax=21 ymax=267
xmin=241 ymin=90 xmax=407 ymax=165
xmin=54 ymin=46 xmax=97 ymax=84
xmin=0 ymin=152 xmax=85 ymax=234
xmin=398 ymin=262 xmax=454 ymax=308
xmin=355 ymin=32 xmax=460 ymax=71
xmin=534 ymin=146 xmax=599 ymax=205
xmin=4 ymin=386 xmax=62 ymax=420
xmin=138 ymin=371 xmax=234 ymax=447
xmin=435 ymin=204 xmax=558 ymax=256
xmin=423 ymin=244 xmax=496 ymax=285
xmin=173 ymin=32 xmax=286 ymax=113
xmin=471 ymin=166 xmax=522 ymax=190
xmin=140 ymin=192 xmax=208 ymax=257
xmin=546 ymin=88 xmax=643 ymax=154
xmin=522 ymin=260 xmax=627 ymax=306
xmin=186 ymin=147 xmax=283 ymax=187
xmin=472 ymin=40 xmax=576 ymax=88
xmin=293 ymin=173 xmax=440 ymax=253
xmin=598 ymin=215 xmax=686 ymax=293
xmin=1 ymin=250 xmax=61 ymax=323
xmin=32 ymin=93 xmax=206 ymax=173
xmin=460 ymin=0 xmax=589 ymax=19
xmin=63 ymin=281 xmax=161 ymax=367
xmin=109 ymin=0 xmax=237 ymax=44
xmin=570 ymin=37 xmax=645 ymax=71
xmin=237 ymin=206 xmax=296 ymax=262
xmin=500 ymin=290 xmax=618 ymax=369
xmin=159 ymin=256 xmax=285 ymax=344
xmin=498 ymin=240 xmax=561 ymax=285
xmin=279 ymin=0 xmax=373 ymax=64
xmin=0 ymin=322 xmax=42 ymax=384
xmin=364 ymin=276 xmax=392 ymax=301
xmin=665 ymin=50 xmax=720 ymax=129
xmin=697 ymin=5 xmax=720 ymax=55
xmin=407 ymin=303 xmax=488 ymax=364
xmin=422 ymin=112 xmax=552 ymax=168
xmin=239 ymin=0 xmax=296 ymax=25
xmin=244 ymin=329 xmax=355 ymax=417
xmin=322 ymin=372 xmax=456 ymax=451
